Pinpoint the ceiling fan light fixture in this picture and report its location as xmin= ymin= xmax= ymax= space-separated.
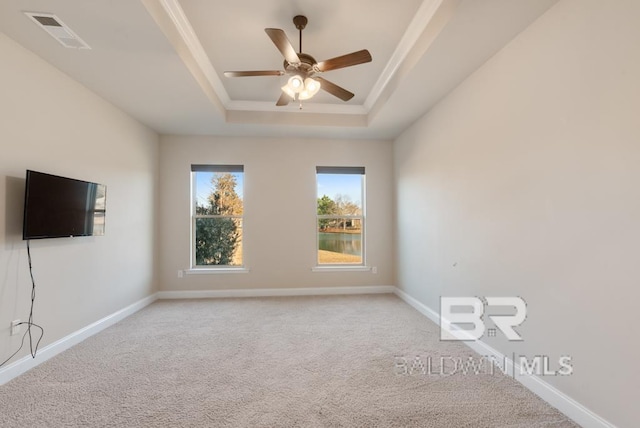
xmin=287 ymin=75 xmax=304 ymax=93
xmin=304 ymin=77 xmax=321 ymax=95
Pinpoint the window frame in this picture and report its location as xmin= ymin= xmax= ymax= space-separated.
xmin=315 ymin=166 xmax=366 ymax=267
xmin=190 ymin=164 xmax=244 ymax=270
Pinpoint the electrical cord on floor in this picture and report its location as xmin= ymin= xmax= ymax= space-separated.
xmin=0 ymin=240 xmax=44 ymax=368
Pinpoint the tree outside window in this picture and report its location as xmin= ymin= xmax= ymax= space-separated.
xmin=192 ymin=165 xmax=244 ymax=267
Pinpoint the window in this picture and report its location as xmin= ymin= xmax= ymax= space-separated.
xmin=191 ymin=165 xmax=244 ymax=267
xmin=316 ymin=166 xmax=365 ymax=265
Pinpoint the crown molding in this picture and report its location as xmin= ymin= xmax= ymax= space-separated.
xmin=364 ymin=0 xmax=446 ymax=111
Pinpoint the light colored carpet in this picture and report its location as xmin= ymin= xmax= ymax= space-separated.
xmin=0 ymin=294 xmax=578 ymax=427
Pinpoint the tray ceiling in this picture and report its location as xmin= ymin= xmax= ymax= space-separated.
xmin=0 ymin=0 xmax=558 ymax=139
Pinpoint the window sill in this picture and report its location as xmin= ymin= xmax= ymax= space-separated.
xmin=186 ymin=268 xmax=249 ymax=275
xmin=311 ymin=266 xmax=372 ymax=273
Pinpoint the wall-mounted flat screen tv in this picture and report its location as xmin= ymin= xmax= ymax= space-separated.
xmin=23 ymin=170 xmax=107 ymax=240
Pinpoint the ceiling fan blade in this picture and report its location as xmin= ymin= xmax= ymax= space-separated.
xmin=316 ymin=49 xmax=372 ymax=72
xmin=276 ymin=92 xmax=291 ymax=106
xmin=265 ymin=28 xmax=300 ymax=65
xmin=224 ymin=70 xmax=284 ymax=77
xmin=314 ymin=77 xmax=354 ymax=101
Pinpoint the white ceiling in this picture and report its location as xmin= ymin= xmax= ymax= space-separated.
xmin=0 ymin=0 xmax=558 ymax=140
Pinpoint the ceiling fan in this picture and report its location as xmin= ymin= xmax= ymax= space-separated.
xmin=224 ymin=15 xmax=372 ymax=106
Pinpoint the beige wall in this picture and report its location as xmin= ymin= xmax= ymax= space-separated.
xmin=159 ymin=135 xmax=393 ymax=290
xmin=394 ymin=0 xmax=639 ymax=426
xmin=0 ymin=34 xmax=158 ymax=362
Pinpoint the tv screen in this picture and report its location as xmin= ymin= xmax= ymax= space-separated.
xmin=23 ymin=170 xmax=107 ymax=240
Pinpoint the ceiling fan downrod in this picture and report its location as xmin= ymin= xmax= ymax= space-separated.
xmin=293 ymin=15 xmax=307 ymax=54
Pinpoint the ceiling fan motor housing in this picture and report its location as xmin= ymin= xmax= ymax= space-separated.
xmin=284 ymin=53 xmax=318 ymax=76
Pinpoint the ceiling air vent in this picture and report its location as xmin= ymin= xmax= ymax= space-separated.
xmin=24 ymin=12 xmax=91 ymax=49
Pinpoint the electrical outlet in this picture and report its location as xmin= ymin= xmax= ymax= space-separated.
xmin=10 ymin=320 xmax=21 ymax=336
xmin=177 ymin=270 xmax=184 ymax=278
xmin=372 ymin=266 xmax=378 ymax=274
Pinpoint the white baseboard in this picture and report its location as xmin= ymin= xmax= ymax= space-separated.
xmin=393 ymin=287 xmax=617 ymax=428
xmin=157 ymin=285 xmax=396 ymax=300
xmin=0 ymin=293 xmax=158 ymax=386
xmin=394 ymin=288 xmax=442 ymax=324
